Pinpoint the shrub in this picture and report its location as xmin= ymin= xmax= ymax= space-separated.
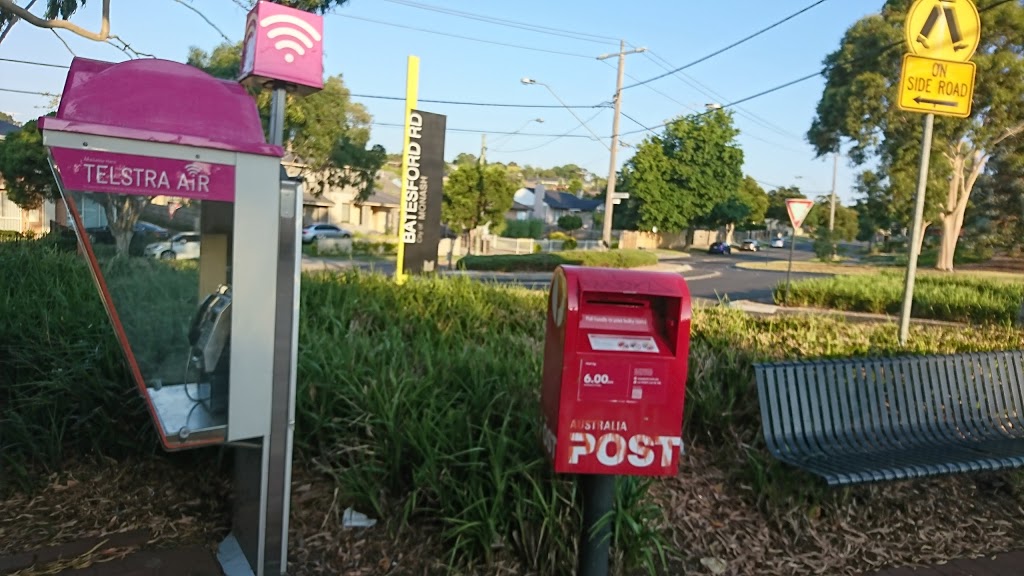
xmin=776 ymin=272 xmax=1024 ymax=325
xmin=503 ymin=219 xmax=544 ymax=239
xmin=457 ymin=249 xmax=657 ymax=272
xmin=548 ymin=231 xmax=577 ymax=250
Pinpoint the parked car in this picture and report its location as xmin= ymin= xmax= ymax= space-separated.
xmin=770 ymin=237 xmax=786 ymax=248
xmin=144 ymin=232 xmax=201 ymax=260
xmin=708 ymin=242 xmax=731 ymax=255
xmin=86 ymin=220 xmax=170 ymax=245
xmin=302 ymin=223 xmax=352 ymax=244
xmin=741 ymin=239 xmax=761 ymax=252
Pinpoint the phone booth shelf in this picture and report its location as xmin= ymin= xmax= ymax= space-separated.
xmin=40 ymin=56 xmax=303 ymax=576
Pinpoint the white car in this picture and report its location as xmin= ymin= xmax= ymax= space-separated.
xmin=144 ymin=232 xmax=201 ymax=260
xmin=770 ymin=237 xmax=786 ymax=248
xmin=302 ymin=223 xmax=352 ymax=244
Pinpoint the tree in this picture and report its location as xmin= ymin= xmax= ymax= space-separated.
xmin=700 ymin=177 xmax=769 ymax=244
xmin=0 ymin=119 xmax=52 ymax=209
xmin=852 ymin=170 xmax=894 ymax=249
xmin=188 ymin=41 xmax=384 ymax=200
xmin=452 ymin=153 xmax=478 ymax=166
xmin=765 ymin=186 xmax=806 ymax=223
xmin=972 ymin=146 xmax=1024 ymax=254
xmin=0 ymin=1 xmax=351 ymax=47
xmin=567 ymin=177 xmax=584 ymax=195
xmin=557 ymin=214 xmax=583 ymax=237
xmin=618 ymin=109 xmax=744 ymax=233
xmin=805 ymin=199 xmax=859 ymax=242
xmin=807 ymin=1 xmax=1024 ymax=271
xmin=442 ymin=163 xmax=519 ymax=254
xmin=0 ymin=111 xmax=16 ymax=125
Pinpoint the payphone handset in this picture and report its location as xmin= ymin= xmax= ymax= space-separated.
xmin=188 ymin=284 xmax=232 ymax=414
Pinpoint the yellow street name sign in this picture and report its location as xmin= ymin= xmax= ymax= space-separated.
xmin=905 ymin=0 xmax=981 ymax=63
xmin=898 ymin=54 xmax=975 ymax=118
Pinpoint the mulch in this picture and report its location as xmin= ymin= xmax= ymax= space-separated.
xmin=5 ymin=447 xmax=1024 ymax=575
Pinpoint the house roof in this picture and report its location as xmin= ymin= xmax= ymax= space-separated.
xmin=509 ymin=201 xmax=532 ymax=212
xmin=358 ymin=173 xmax=402 ymax=207
xmin=0 ymin=120 xmax=18 ymax=137
xmin=524 ymin=187 xmax=603 ymax=212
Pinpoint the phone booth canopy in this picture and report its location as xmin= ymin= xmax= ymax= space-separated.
xmin=40 ymin=56 xmax=287 ymax=452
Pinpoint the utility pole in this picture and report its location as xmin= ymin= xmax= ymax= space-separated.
xmin=480 ymin=133 xmax=487 ymax=165
xmin=597 ymin=41 xmax=646 ymax=249
xmin=829 ymin=152 xmax=838 ymax=260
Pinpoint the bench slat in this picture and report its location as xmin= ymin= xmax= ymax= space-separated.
xmin=755 ymin=351 xmax=1024 ymax=486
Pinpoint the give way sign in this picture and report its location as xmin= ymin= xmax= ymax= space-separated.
xmin=785 ymin=198 xmax=815 ymax=229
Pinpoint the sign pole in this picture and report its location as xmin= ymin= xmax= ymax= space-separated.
xmin=784 ymin=233 xmax=797 ymax=305
xmin=898 ymin=112 xmax=935 ymax=346
xmin=579 ymin=474 xmax=614 ymax=576
xmin=395 ymin=55 xmax=420 ymax=285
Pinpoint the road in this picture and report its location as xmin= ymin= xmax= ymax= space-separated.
xmin=301 ymin=243 xmax=824 ymax=305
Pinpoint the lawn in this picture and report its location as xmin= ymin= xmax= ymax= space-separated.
xmin=738 ymin=258 xmax=1024 ymax=282
xmin=457 ymin=248 xmax=658 ymax=272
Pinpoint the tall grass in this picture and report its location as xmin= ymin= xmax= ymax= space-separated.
xmin=776 ymin=271 xmax=1024 ymax=325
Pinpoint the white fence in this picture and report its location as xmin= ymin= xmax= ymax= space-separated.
xmin=487 ymin=236 xmax=604 ymax=255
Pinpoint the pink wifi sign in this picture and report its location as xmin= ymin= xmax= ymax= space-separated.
xmin=239 ymin=1 xmax=324 ymax=94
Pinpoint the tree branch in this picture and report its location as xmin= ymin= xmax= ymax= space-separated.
xmin=0 ymin=0 xmax=37 ymax=45
xmin=990 ymin=120 xmax=1024 ymax=149
xmin=0 ymin=0 xmax=110 ymax=41
xmin=51 ymin=29 xmax=75 ymax=56
xmin=171 ymin=0 xmax=231 ymax=43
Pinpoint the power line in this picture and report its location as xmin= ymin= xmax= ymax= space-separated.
xmin=618 ymin=110 xmax=657 ymax=135
xmin=333 ymin=13 xmax=596 ymax=59
xmin=350 ymin=93 xmax=604 ymax=109
xmin=617 ymin=71 xmax=822 ymax=138
xmin=623 ymin=0 xmax=832 ymax=91
xmin=491 ymin=109 xmax=609 ymax=153
xmin=372 ymin=121 xmax=600 ymax=138
xmin=0 ymin=87 xmax=58 ymax=96
xmin=0 ymin=57 xmax=69 ymax=69
xmin=378 ymin=0 xmax=618 ymax=46
xmin=642 ymin=50 xmax=803 ymax=141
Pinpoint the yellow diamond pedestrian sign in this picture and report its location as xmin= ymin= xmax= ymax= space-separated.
xmin=898 ymin=54 xmax=975 ymax=118
xmin=905 ymin=0 xmax=981 ymax=63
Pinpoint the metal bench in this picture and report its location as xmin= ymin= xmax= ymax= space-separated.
xmin=754 ymin=350 xmax=1024 ymax=486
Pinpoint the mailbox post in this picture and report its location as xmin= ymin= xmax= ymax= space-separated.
xmin=541 ymin=265 xmax=692 ymax=575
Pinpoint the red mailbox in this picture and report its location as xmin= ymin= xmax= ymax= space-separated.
xmin=541 ymin=265 xmax=692 ymax=476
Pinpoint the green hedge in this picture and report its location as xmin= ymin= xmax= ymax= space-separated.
xmin=7 ymin=239 xmax=1024 ymax=572
xmin=777 ymin=272 xmax=1024 ymax=325
xmin=457 ymin=249 xmax=657 ymax=272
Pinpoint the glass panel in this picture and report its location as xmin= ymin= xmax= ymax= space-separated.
xmin=61 ymin=189 xmax=233 ymax=448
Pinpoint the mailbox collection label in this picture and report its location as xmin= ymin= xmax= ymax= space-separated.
xmin=578 ymin=358 xmax=668 ymax=403
xmin=587 ymin=333 xmax=659 ymax=353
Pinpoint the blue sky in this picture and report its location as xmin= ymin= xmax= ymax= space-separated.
xmin=0 ymin=0 xmax=882 ymax=204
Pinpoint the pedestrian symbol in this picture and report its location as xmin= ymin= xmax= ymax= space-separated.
xmin=905 ymin=0 xmax=981 ymax=63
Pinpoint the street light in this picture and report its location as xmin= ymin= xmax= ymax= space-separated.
xmin=705 ymin=103 xmax=723 ymax=110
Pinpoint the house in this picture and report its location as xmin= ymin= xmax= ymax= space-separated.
xmin=0 ymin=120 xmax=56 ymax=235
xmin=282 ymin=154 xmax=400 ymax=235
xmin=509 ymin=182 xmax=604 ymax=228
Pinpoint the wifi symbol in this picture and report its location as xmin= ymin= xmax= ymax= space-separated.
xmin=260 ymin=13 xmax=323 ymax=64
xmin=184 ymin=163 xmax=207 ymax=177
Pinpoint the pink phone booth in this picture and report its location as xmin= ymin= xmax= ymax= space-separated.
xmin=40 ymin=56 xmax=301 ymax=576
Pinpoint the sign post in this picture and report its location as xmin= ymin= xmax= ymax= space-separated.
xmin=395 ymin=55 xmax=420 ymax=285
xmin=783 ymin=198 xmax=814 ymax=305
xmin=896 ymin=0 xmax=980 ymax=346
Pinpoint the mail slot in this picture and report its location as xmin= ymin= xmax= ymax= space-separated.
xmin=541 ymin=265 xmax=692 ymax=476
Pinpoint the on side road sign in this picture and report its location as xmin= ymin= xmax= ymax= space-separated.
xmin=898 ymin=54 xmax=975 ymax=118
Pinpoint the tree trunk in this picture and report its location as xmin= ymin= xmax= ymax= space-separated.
xmin=936 ymin=212 xmax=961 ymax=272
xmin=724 ymin=223 xmax=736 ymax=246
